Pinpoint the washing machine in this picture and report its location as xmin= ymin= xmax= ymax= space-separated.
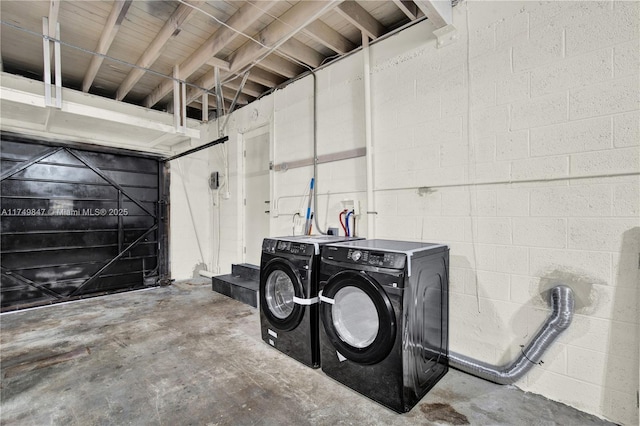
xmin=318 ymin=239 xmax=449 ymax=413
xmin=260 ymin=235 xmax=363 ymax=368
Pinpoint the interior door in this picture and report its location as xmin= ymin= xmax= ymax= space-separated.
xmin=243 ymin=127 xmax=270 ymax=265
xmin=320 ymin=270 xmax=396 ymax=364
xmin=0 ymin=133 xmax=168 ymax=311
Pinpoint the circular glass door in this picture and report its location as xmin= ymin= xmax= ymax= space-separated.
xmin=320 ymin=271 xmax=396 ymax=365
xmin=265 ymin=270 xmax=295 ymax=319
xmin=333 ymin=286 xmax=379 ymax=348
xmin=260 ymin=258 xmax=305 ymax=331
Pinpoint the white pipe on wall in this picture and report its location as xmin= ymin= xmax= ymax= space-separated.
xmin=362 ymin=32 xmax=375 ymax=239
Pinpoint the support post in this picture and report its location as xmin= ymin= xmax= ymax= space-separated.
xmin=202 ymin=92 xmax=208 ymax=122
xmin=42 ymin=18 xmax=52 ymax=106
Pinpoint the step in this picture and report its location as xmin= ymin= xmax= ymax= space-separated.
xmin=231 ymin=263 xmax=260 ymax=281
xmin=212 ymin=274 xmax=259 ymax=308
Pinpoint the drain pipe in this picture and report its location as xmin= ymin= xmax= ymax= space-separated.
xmin=311 ymin=71 xmax=326 ymax=235
xmin=362 ymin=33 xmax=375 ymax=239
xmin=449 ymin=285 xmax=574 ymax=385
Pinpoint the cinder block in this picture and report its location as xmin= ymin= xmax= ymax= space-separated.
xmin=530 ymin=48 xmax=613 ymax=98
xmin=570 ymin=146 xmax=639 ymax=176
xmin=373 ymin=149 xmax=396 ymax=175
xmin=474 ymin=244 xmax=497 ymax=271
xmin=440 ymin=143 xmax=469 ymax=167
xmin=472 ymin=161 xmax=511 ymax=182
xmin=565 ymin=2 xmax=639 ymax=57
xmin=530 ymin=185 xmax=612 ymax=217
xmin=613 ymin=39 xmax=640 ymax=78
xmin=568 ymin=217 xmax=639 ymax=252
xmin=374 ymin=192 xmax=398 ymax=216
xmin=471 ymin=104 xmax=509 ymax=135
xmin=497 ymin=188 xmax=530 ymax=217
xmin=513 ymin=24 xmax=563 ymax=72
xmin=476 ymin=271 xmax=510 ymax=301
xmin=496 ymin=245 xmax=529 ymax=274
xmin=613 ymin=111 xmax=639 ymax=147
xmin=496 ymin=130 xmax=529 ymax=160
xmin=473 ymin=135 xmax=496 ymax=163
xmin=612 ymin=182 xmax=639 ymax=217
xmin=496 ymin=72 xmax=530 ymax=105
xmin=441 ymin=189 xmax=471 ymax=216
xmin=475 ymin=217 xmax=512 ymax=244
xmin=528 ymin=1 xmax=610 ymax=30
xmin=567 ymin=346 xmax=607 ymax=386
xmin=511 ymin=92 xmax=568 ymax=130
xmin=408 ymin=189 xmax=441 ymax=216
xmin=469 ymin=23 xmax=496 ymax=58
xmin=509 ymin=275 xmax=533 ymax=303
xmin=530 ymin=117 xmax=612 ymax=157
xmin=414 ymin=165 xmax=467 ymax=188
xmin=511 ymin=155 xmax=569 ymax=180
xmin=470 ymin=49 xmax=512 ymax=83
xmin=512 ymin=217 xmax=567 ymax=248
xmin=420 ymin=217 xmax=467 ymax=242
xmin=473 ymin=190 xmax=497 ymax=216
xmin=529 ymin=248 xmax=611 ymax=285
xmin=495 ymin=10 xmax=528 ymax=47
xmin=470 ymin=80 xmax=496 ymax=109
xmin=613 ymin=250 xmax=640 ymax=288
xmin=603 ymin=388 xmax=639 ymax=426
xmin=397 ymin=143 xmax=440 ymax=171
xmin=375 ymin=215 xmax=417 ymax=240
xmin=569 ymin=76 xmax=639 ymax=120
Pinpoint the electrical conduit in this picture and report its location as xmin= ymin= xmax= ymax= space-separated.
xmin=449 ymin=285 xmax=575 ymax=385
xmin=362 ymin=33 xmax=375 ymax=239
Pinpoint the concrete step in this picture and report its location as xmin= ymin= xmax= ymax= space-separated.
xmin=212 ymin=272 xmax=259 ymax=308
xmin=231 ymin=263 xmax=260 ymax=281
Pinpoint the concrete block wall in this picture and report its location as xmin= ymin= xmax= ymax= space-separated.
xmin=197 ymin=1 xmax=638 ymax=423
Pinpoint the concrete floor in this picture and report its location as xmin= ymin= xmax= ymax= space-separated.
xmin=1 ymin=279 xmax=615 ymax=426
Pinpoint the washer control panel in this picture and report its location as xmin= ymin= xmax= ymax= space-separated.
xmin=323 ymin=246 xmax=406 ymax=269
xmin=262 ymin=239 xmax=313 ymax=256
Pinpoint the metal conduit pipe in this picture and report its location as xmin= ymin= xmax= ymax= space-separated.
xmin=311 ymin=70 xmax=326 ymax=235
xmin=449 ymin=285 xmax=574 ymax=385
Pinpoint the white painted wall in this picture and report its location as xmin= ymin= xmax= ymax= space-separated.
xmin=208 ymin=1 xmax=639 ymax=424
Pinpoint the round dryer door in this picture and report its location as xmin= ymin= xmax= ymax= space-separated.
xmin=320 ymin=270 xmax=396 ymax=365
xmin=260 ymin=259 xmax=305 ymax=331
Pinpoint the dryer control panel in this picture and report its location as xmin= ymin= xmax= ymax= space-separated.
xmin=323 ymin=246 xmax=406 ymax=269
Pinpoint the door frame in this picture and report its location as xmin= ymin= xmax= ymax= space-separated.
xmin=240 ymin=123 xmax=272 ymax=264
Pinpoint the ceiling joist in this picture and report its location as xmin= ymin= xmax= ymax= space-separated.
xmin=414 ymin=0 xmax=453 ymax=28
xmin=82 ymin=0 xmax=132 ymax=93
xmin=336 ymin=1 xmax=386 ymax=40
xmin=303 ymin=19 xmax=355 ymax=54
xmin=279 ymin=38 xmax=325 ymax=68
xmin=144 ymin=0 xmax=279 ymax=109
xmin=393 ymin=0 xmax=420 ymax=21
xmin=115 ymin=1 xmax=201 ymax=101
xmin=257 ymin=54 xmax=305 ymax=79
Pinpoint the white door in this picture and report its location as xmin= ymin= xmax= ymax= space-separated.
xmin=243 ymin=128 xmax=270 ymax=265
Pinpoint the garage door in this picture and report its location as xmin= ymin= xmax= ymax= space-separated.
xmin=0 ymin=133 xmax=169 ymax=311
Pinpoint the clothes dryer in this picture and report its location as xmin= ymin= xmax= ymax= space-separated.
xmin=318 ymin=239 xmax=449 ymax=412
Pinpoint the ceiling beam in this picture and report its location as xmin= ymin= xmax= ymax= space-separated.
xmin=184 ymin=70 xmax=252 ymax=105
xmin=206 ymin=57 xmax=230 ymax=71
xmin=228 ymin=0 xmax=342 ymax=74
xmin=303 ymin=19 xmax=355 ymax=54
xmin=413 ymin=0 xmax=453 ymax=28
xmin=245 ymin=66 xmax=285 ymax=87
xmin=225 ymin=79 xmax=265 ymax=98
xmin=279 ymin=38 xmax=325 ymax=68
xmin=393 ymin=0 xmax=419 ymax=20
xmin=336 ymin=1 xmax=385 ymax=40
xmin=48 ymin=0 xmax=60 ymax=37
xmin=82 ymin=0 xmax=132 ymax=92
xmin=115 ymin=2 xmax=200 ymax=101
xmin=257 ymin=54 xmax=305 ymax=79
xmin=144 ymin=0 xmax=279 ymax=108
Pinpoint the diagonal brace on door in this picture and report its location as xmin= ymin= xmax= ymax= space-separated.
xmin=0 ymin=266 xmax=63 ymax=299
xmin=0 ymin=147 xmax=63 ymax=181
xmin=66 ymin=148 xmax=156 ymax=218
xmin=69 ymin=225 xmax=158 ymax=297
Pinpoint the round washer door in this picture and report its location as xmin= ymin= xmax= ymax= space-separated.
xmin=320 ymin=270 xmax=396 ymax=365
xmin=260 ymin=258 xmax=305 ymax=331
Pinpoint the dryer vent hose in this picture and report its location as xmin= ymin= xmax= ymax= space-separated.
xmin=449 ymin=285 xmax=574 ymax=385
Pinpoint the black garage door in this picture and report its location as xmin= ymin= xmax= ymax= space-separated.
xmin=0 ymin=133 xmax=169 ymax=311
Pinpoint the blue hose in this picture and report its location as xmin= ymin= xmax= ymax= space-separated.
xmin=345 ymin=211 xmax=353 ymax=237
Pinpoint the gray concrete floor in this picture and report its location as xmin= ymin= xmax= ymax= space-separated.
xmin=1 ymin=279 xmax=614 ymax=426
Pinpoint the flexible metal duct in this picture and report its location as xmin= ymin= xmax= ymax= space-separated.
xmin=449 ymin=285 xmax=574 ymax=385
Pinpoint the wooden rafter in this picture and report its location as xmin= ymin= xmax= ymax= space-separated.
xmin=225 ymin=79 xmax=265 ymax=98
xmin=82 ymin=0 xmax=132 ymax=93
xmin=257 ymin=54 xmax=305 ymax=79
xmin=115 ymin=2 xmax=201 ymax=101
xmin=393 ymin=0 xmax=419 ymax=20
xmin=244 ymin=66 xmax=285 ymax=87
xmin=228 ymin=0 xmax=342 ymax=74
xmin=303 ymin=19 xmax=355 ymax=54
xmin=336 ymin=1 xmax=386 ymax=40
xmin=144 ymin=0 xmax=279 ymax=109
xmin=279 ymin=38 xmax=325 ymax=68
